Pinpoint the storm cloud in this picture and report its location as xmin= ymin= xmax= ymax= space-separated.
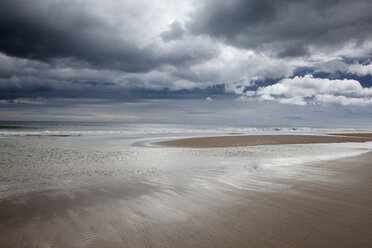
xmin=188 ymin=0 xmax=372 ymax=56
xmin=1 ymin=0 xmax=372 ymax=122
xmin=0 ymin=0 xmax=218 ymax=73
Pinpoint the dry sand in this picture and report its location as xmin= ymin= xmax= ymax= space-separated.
xmin=1 ymin=151 xmax=372 ymax=247
xmin=153 ymin=134 xmax=372 ymax=148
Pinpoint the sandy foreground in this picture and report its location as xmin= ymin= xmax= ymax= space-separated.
xmin=0 ymin=135 xmax=372 ymax=247
xmin=0 ymin=152 xmax=371 ymax=247
xmin=153 ymin=133 xmax=372 ymax=148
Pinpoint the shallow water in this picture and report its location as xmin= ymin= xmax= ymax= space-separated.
xmin=1 ymin=131 xmax=371 ymax=199
xmin=1 ymin=122 xmax=372 ymax=247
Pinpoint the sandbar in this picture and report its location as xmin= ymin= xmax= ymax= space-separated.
xmin=153 ymin=134 xmax=372 ymax=148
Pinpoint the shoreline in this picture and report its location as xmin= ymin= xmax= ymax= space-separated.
xmin=153 ymin=133 xmax=372 ymax=148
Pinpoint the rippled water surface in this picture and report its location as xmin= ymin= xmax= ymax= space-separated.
xmin=1 ymin=123 xmax=372 ymax=198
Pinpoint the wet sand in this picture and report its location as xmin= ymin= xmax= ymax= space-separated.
xmin=1 ymin=150 xmax=372 ymax=247
xmin=153 ymin=134 xmax=372 ymax=148
xmin=329 ymin=133 xmax=372 ymax=138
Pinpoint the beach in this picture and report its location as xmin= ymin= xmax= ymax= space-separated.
xmin=1 ymin=123 xmax=372 ymax=247
xmin=2 ymin=0 xmax=372 ymax=247
xmin=153 ymin=133 xmax=372 ymax=148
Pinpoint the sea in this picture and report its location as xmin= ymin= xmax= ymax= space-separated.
xmin=1 ymin=121 xmax=372 ymax=199
xmin=1 ymin=120 xmax=372 ymax=137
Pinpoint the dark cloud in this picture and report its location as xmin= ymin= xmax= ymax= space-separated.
xmin=0 ymin=0 xmax=214 ymax=73
xmin=188 ymin=0 xmax=372 ymax=55
xmin=0 ymin=0 xmax=372 ymax=113
xmin=277 ymin=43 xmax=309 ymax=58
xmin=161 ymin=21 xmax=185 ymax=42
xmin=189 ymin=0 xmax=276 ymax=38
xmin=0 ymin=74 xmax=228 ymax=101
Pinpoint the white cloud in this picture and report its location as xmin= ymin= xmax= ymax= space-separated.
xmin=241 ymin=74 xmax=372 ymax=106
xmin=347 ymin=63 xmax=372 ymax=76
xmin=258 ymin=75 xmax=372 ymax=97
xmin=314 ymin=94 xmax=372 ymax=106
xmin=278 ymin=96 xmax=307 ymax=106
xmin=316 ymin=59 xmax=372 ymax=76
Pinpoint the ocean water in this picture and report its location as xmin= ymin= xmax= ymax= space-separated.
xmin=1 ymin=121 xmax=372 ymax=199
xmin=1 ymin=121 xmax=372 ymax=137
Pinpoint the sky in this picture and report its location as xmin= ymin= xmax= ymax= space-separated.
xmin=1 ymin=0 xmax=372 ymax=125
